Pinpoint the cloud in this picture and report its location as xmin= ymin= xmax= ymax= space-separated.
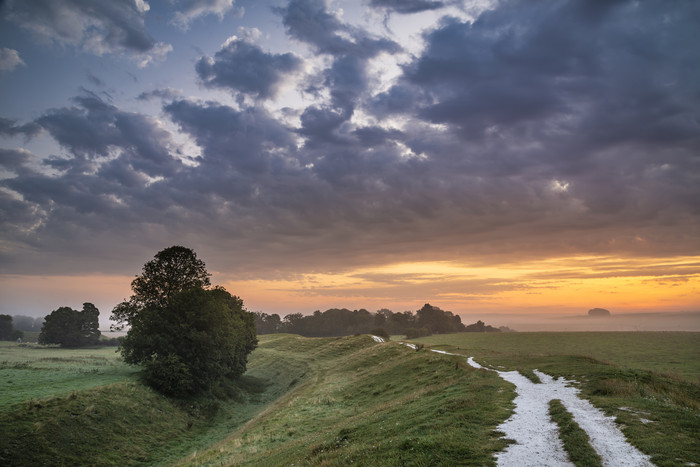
xmin=195 ymin=36 xmax=302 ymax=100
xmin=1 ymin=0 xmax=171 ymax=65
xmin=278 ymin=0 xmax=400 ymax=128
xmin=279 ymin=0 xmax=399 ymax=56
xmin=165 ymin=98 xmax=299 ymax=174
xmin=171 ymin=0 xmax=243 ymax=30
xmin=36 ymin=91 xmax=181 ymax=177
xmin=137 ymin=87 xmax=184 ymax=102
xmin=0 ymin=0 xmax=698 ymax=285
xmin=0 ymin=148 xmax=32 ymax=172
xmin=0 ymin=48 xmax=25 ymax=72
xmin=368 ymin=0 xmax=445 ymax=14
xmin=0 ymin=118 xmax=42 ymax=139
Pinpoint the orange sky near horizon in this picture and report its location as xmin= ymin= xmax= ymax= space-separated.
xmin=218 ymin=255 xmax=700 ymax=315
xmin=5 ymin=254 xmax=696 ymax=328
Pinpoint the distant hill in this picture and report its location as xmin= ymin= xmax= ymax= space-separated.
xmin=588 ymin=308 xmax=611 ymax=317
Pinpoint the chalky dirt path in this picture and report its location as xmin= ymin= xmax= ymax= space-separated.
xmin=432 ymin=349 xmax=653 ymax=466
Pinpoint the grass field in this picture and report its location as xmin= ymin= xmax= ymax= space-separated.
xmin=412 ymin=331 xmax=700 ymax=382
xmin=0 ymin=342 xmax=138 ymax=406
xmin=0 ymin=332 xmax=698 ymax=466
xmin=412 ymin=332 xmax=700 ymax=466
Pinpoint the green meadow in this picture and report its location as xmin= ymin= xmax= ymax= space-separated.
xmin=0 ymin=332 xmax=698 ymax=466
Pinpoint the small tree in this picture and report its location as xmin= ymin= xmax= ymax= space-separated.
xmin=112 ymin=246 xmax=257 ymax=397
xmin=38 ymin=303 xmax=101 ymax=347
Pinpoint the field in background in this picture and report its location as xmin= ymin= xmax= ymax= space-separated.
xmin=412 ymin=331 xmax=700 ymax=382
xmin=1 ymin=332 xmax=698 ymax=466
xmin=0 ymin=343 xmax=137 ymax=406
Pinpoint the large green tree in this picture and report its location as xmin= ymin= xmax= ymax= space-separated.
xmin=112 ymin=246 xmax=257 ymax=397
xmin=38 ymin=303 xmax=101 ymax=347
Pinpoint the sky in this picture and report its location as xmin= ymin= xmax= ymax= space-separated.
xmin=1 ymin=0 xmax=699 ymax=330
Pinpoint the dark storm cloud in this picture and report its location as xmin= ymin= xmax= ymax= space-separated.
xmin=195 ymin=37 xmax=302 ymax=100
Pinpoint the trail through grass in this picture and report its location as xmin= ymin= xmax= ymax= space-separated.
xmin=417 ymin=332 xmax=700 ymax=466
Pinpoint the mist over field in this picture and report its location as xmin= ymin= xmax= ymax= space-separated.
xmin=477 ymin=310 xmax=700 ymax=332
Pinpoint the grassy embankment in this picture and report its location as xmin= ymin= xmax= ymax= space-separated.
xmin=184 ymin=334 xmax=512 ymax=466
xmin=0 ymin=336 xmax=513 ymax=466
xmin=414 ymin=332 xmax=700 ymax=466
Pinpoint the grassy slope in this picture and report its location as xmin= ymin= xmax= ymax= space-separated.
xmin=186 ymin=334 xmax=512 ymax=466
xmin=0 ymin=335 xmax=513 ymax=466
xmin=414 ymin=332 xmax=700 ymax=466
xmin=0 ymin=337 xmax=309 ymax=466
xmin=1 ymin=333 xmax=698 ymax=466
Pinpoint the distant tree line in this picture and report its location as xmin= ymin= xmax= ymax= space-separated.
xmin=254 ymin=303 xmax=506 ymax=338
xmin=10 ymin=315 xmax=44 ymax=332
xmin=0 ymin=315 xmax=24 ymax=341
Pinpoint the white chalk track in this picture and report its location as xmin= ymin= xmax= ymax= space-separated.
xmin=467 ymin=355 xmax=653 ymax=466
xmin=428 ymin=348 xmax=653 ymax=466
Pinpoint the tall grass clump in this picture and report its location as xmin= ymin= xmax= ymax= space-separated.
xmin=549 ymin=399 xmax=603 ymax=467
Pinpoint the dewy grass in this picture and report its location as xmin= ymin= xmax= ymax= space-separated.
xmin=1 ymin=333 xmax=698 ymax=465
xmin=422 ymin=333 xmax=700 ymax=466
xmin=414 ymin=331 xmax=700 ymax=382
xmin=182 ymin=335 xmax=513 ymax=466
xmin=0 ymin=342 xmax=138 ymax=406
xmin=549 ymin=399 xmax=603 ymax=467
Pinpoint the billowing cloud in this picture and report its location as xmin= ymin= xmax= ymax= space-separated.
xmin=0 ymin=47 xmax=25 ymax=72
xmin=37 ymin=92 xmax=180 ymax=177
xmin=1 ymin=0 xmax=171 ymax=65
xmin=279 ymin=0 xmax=400 ymax=127
xmin=195 ymin=36 xmax=302 ymax=100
